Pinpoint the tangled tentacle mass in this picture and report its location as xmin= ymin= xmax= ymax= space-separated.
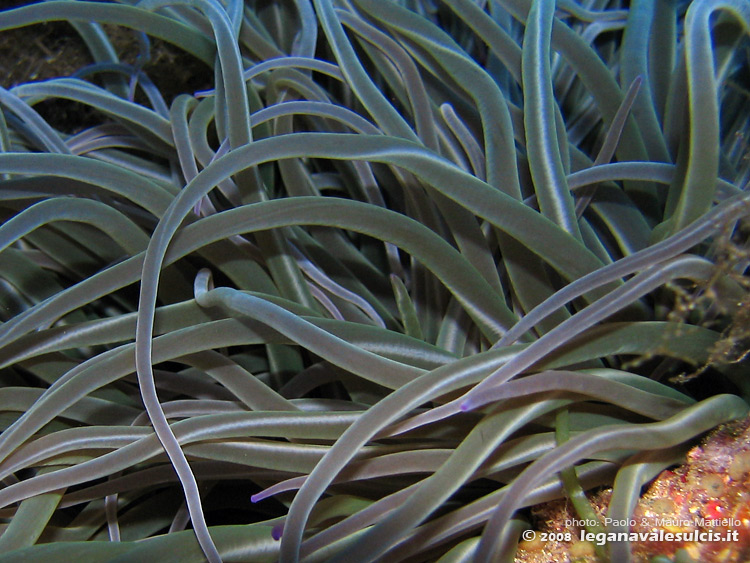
xmin=0 ymin=0 xmax=749 ymax=561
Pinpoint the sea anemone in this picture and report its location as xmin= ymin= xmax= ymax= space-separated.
xmin=0 ymin=0 xmax=748 ymax=562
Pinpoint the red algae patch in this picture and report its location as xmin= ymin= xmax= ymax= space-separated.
xmin=515 ymin=415 xmax=750 ymax=563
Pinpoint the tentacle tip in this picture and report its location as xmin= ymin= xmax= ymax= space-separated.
xmin=459 ymin=400 xmax=473 ymax=412
xmin=193 ymin=268 xmax=214 ymax=303
xmin=271 ymin=523 xmax=284 ymax=541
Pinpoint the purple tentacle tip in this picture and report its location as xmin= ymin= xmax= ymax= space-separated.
xmin=460 ymin=399 xmax=473 ymax=412
xmin=272 ymin=523 xmax=284 ymax=541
